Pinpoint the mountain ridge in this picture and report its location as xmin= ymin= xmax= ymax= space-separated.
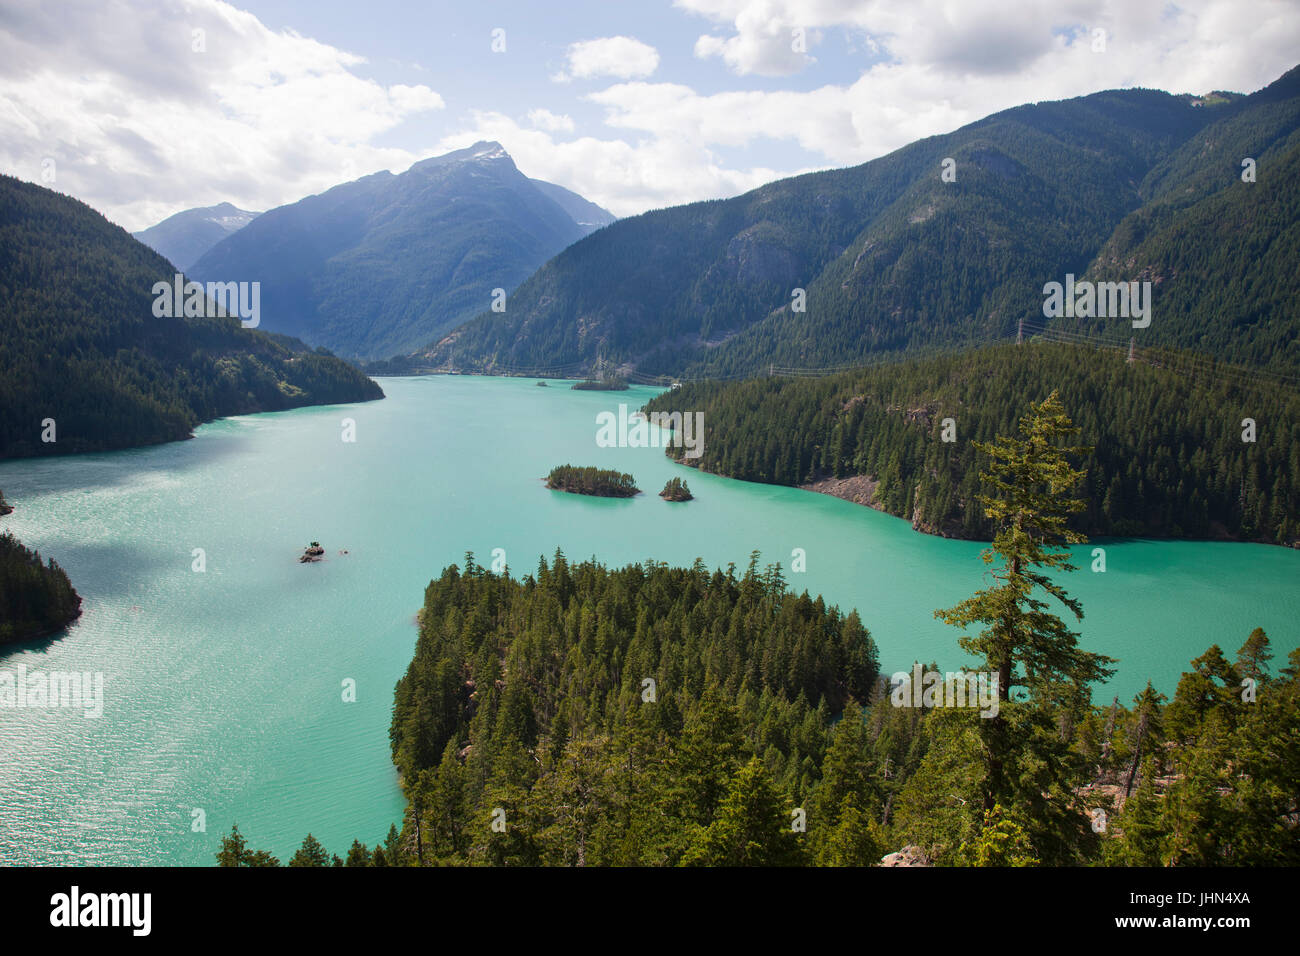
xmin=133 ymin=201 xmax=261 ymax=272
xmin=0 ymin=175 xmax=382 ymax=460
xmin=188 ymin=142 xmax=615 ymax=361
xmin=416 ymin=67 xmax=1300 ymax=381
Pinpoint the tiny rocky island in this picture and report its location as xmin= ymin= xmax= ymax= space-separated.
xmin=545 ymin=465 xmax=640 ymax=497
xmin=659 ymin=477 xmax=693 ymax=501
xmin=299 ymin=541 xmax=326 ymax=563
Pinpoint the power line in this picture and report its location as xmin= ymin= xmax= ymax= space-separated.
xmin=417 ymin=321 xmax=1298 ymax=397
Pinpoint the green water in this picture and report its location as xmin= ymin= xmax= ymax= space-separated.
xmin=1 ymin=376 xmax=1296 ymax=866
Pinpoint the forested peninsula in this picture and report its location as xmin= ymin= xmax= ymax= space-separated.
xmin=0 ymin=175 xmax=384 ymax=460
xmin=0 ymin=530 xmax=83 ymax=645
xmin=643 ymin=342 xmax=1300 ymax=547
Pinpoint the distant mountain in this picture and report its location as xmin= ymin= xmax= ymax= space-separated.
xmin=0 ymin=175 xmax=382 ymax=460
xmin=422 ymin=65 xmax=1300 ymax=381
xmin=134 ymin=201 xmax=261 ymax=271
xmin=188 ymin=142 xmax=615 ymax=361
xmin=527 ymin=178 xmax=616 ymax=231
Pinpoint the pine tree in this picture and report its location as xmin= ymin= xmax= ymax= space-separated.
xmin=935 ymin=391 xmax=1115 ymax=815
xmin=1123 ymin=681 xmax=1167 ymax=796
xmin=1235 ymin=627 xmax=1273 ymax=685
xmin=957 ymin=804 xmax=1040 ymax=867
xmin=215 ymin=823 xmax=248 ymax=867
xmin=810 ymin=701 xmax=883 ymax=865
xmin=1104 ymin=758 xmax=1164 ymax=866
xmin=215 ymin=823 xmax=280 ymax=866
xmin=289 ymin=833 xmax=331 ymax=867
xmin=680 ymin=758 xmax=804 ymax=866
xmin=344 ymin=840 xmax=372 ymax=867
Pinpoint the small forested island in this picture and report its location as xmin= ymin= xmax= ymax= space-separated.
xmin=0 ymin=531 xmax=83 ymax=645
xmin=545 ymin=465 xmax=639 ymax=497
xmin=535 ymin=381 xmax=548 ymax=387
xmin=660 ymin=477 xmax=693 ymax=501
xmin=0 ymin=488 xmax=11 ymax=516
xmin=299 ymin=541 xmax=325 ymax=563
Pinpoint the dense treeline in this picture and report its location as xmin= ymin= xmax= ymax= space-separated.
xmin=384 ymin=551 xmax=878 ymax=865
xmin=228 ymin=579 xmax=1297 ymax=866
xmin=0 ymin=175 xmax=383 ymax=459
xmin=643 ymin=342 xmax=1300 ymax=545
xmin=0 ymin=530 xmax=82 ymax=644
xmin=545 ymin=465 xmax=639 ymax=497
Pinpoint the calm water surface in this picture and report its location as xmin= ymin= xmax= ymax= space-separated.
xmin=1 ymin=376 xmax=1296 ymax=864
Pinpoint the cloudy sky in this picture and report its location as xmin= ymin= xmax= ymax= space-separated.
xmin=2 ymin=0 xmax=1298 ymax=232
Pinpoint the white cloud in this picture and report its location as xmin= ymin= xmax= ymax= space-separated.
xmin=692 ymin=6 xmax=816 ymax=76
xmin=0 ymin=0 xmax=444 ymax=230
xmin=527 ymin=108 xmax=576 ymax=133
xmin=433 ymin=111 xmax=788 ymax=218
xmin=428 ymin=0 xmax=1300 ymax=225
xmin=676 ymin=0 xmax=1300 ymax=86
xmin=2 ymin=0 xmax=1297 ymax=234
xmin=559 ymin=36 xmax=661 ymax=81
xmin=642 ymin=0 xmax=1300 ymax=164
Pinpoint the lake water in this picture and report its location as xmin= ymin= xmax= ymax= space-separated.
xmin=1 ymin=376 xmax=1296 ymax=865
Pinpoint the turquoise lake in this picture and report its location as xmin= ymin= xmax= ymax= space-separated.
xmin=1 ymin=375 xmax=1297 ymax=865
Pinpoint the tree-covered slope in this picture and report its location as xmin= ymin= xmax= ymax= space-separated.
xmin=190 ymin=143 xmax=608 ymax=360
xmin=422 ymin=66 xmax=1299 ymax=380
xmin=0 ymin=175 xmax=383 ymax=460
xmin=231 ymin=556 xmax=1299 ymax=866
xmin=384 ymin=551 xmax=877 ymax=865
xmin=0 ymin=529 xmax=82 ymax=645
xmin=643 ymin=342 xmax=1300 ymax=546
xmin=1077 ymin=68 xmax=1300 ymax=376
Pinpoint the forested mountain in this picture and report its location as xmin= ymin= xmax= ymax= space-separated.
xmin=1079 ymin=69 xmax=1300 ymax=376
xmin=643 ymin=342 xmax=1300 ymax=546
xmin=133 ymin=202 xmax=261 ymax=272
xmin=0 ymin=175 xmax=383 ymax=460
xmin=420 ymin=65 xmax=1300 ymax=379
xmin=189 ymin=142 xmax=615 ymax=360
